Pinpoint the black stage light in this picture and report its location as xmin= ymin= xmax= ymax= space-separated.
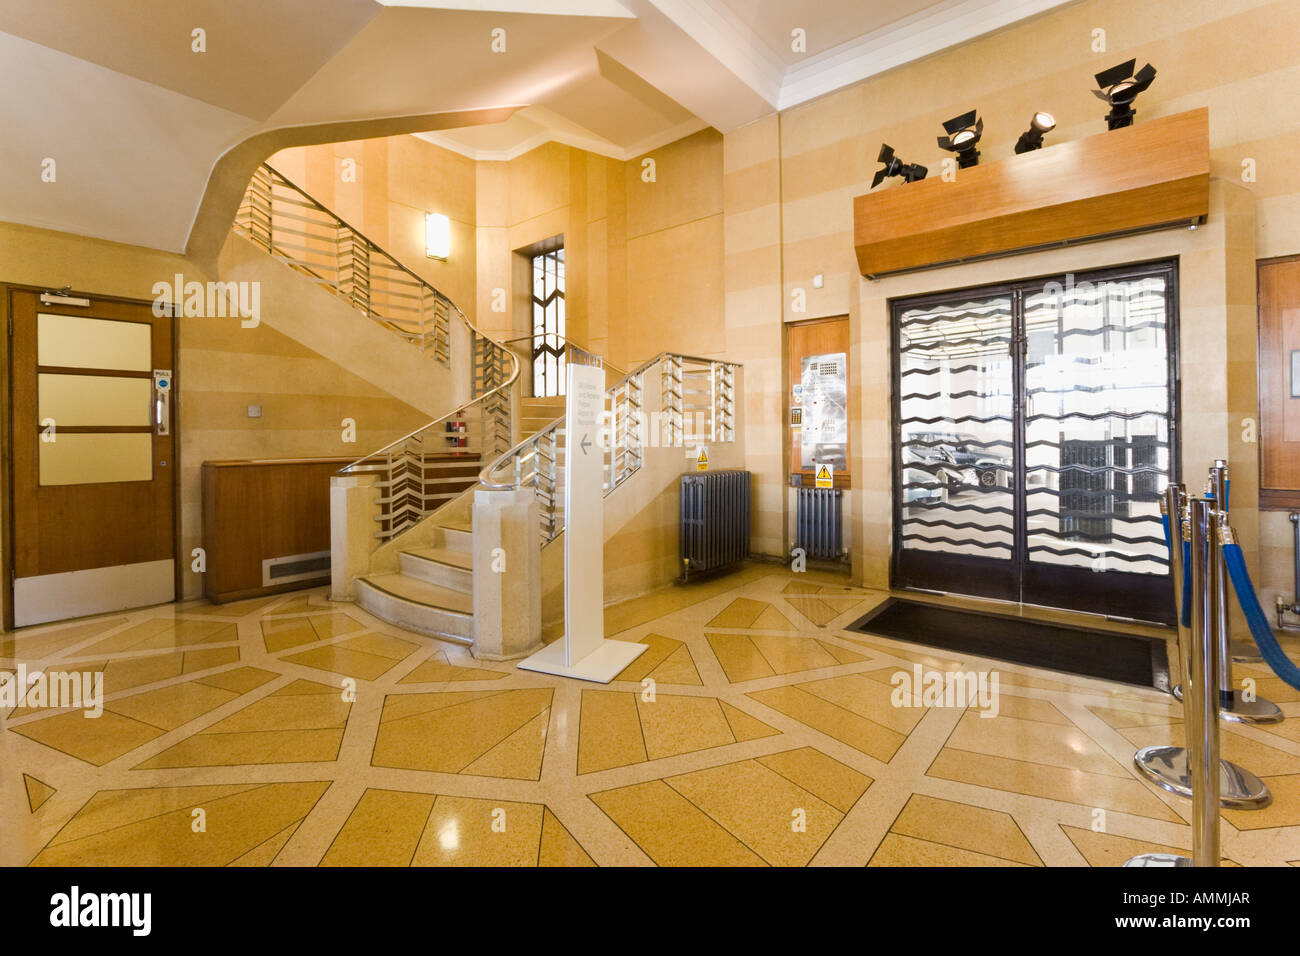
xmin=937 ymin=110 xmax=983 ymax=168
xmin=1092 ymin=59 xmax=1156 ymax=130
xmin=1014 ymin=111 xmax=1057 ymax=153
xmin=871 ymin=144 xmax=927 ymax=188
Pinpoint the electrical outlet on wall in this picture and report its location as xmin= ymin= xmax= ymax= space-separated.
xmin=247 ymin=404 xmax=262 ymax=418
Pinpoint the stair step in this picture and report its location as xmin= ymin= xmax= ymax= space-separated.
xmin=404 ymin=546 xmax=473 ymax=570
xmin=355 ymin=574 xmax=474 ymax=644
xmin=399 ymin=547 xmax=474 ymax=593
xmin=361 ymin=573 xmax=473 ymax=613
xmin=438 ymin=522 xmax=473 ymax=552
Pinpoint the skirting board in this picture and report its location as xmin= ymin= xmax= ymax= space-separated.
xmin=13 ymin=559 xmax=175 ymax=627
xmin=516 ymin=638 xmax=648 ymax=684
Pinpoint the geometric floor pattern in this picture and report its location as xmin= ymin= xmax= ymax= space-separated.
xmin=4 ymin=566 xmax=1300 ymax=866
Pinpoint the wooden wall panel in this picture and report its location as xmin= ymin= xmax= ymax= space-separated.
xmin=788 ymin=316 xmax=850 ymax=487
xmin=1258 ymin=256 xmax=1300 ymax=509
xmin=201 ymin=458 xmax=347 ymax=603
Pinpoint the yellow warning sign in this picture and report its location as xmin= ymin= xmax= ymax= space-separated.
xmin=815 ymin=464 xmax=834 ymax=488
xmin=696 ymin=447 xmax=709 ymax=471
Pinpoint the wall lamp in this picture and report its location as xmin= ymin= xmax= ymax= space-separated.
xmin=937 ymin=110 xmax=983 ymax=168
xmin=871 ymin=144 xmax=928 ymax=188
xmin=1092 ymin=59 xmax=1157 ymax=130
xmin=426 ymin=212 xmax=450 ymax=260
xmin=1014 ymin=111 xmax=1057 ymax=153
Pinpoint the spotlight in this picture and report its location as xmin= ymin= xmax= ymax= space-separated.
xmin=1092 ymin=59 xmax=1156 ymax=130
xmin=937 ymin=110 xmax=983 ymax=168
xmin=1014 ymin=111 xmax=1057 ymax=154
xmin=871 ymin=144 xmax=928 ymax=188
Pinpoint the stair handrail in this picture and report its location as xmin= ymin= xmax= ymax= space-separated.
xmin=479 ymin=351 xmax=740 ymax=543
xmin=233 ymin=163 xmax=466 ymax=364
xmin=497 ymin=334 xmax=631 ymax=383
xmin=231 ymin=162 xmax=519 ymax=545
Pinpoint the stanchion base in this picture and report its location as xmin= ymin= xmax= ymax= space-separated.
xmin=1230 ymin=639 xmax=1263 ymax=664
xmin=1170 ymin=685 xmax=1284 ymax=724
xmin=1124 ymin=853 xmax=1192 ymax=867
xmin=1133 ymin=745 xmax=1272 ymax=809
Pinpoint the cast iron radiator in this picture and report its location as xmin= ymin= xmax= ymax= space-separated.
xmin=680 ymin=470 xmax=751 ymax=580
xmin=796 ymin=487 xmax=844 ymax=560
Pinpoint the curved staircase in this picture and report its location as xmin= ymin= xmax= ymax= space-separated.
xmin=232 ymin=162 xmax=744 ymax=654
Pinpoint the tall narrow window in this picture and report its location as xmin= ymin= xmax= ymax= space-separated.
xmin=531 ymin=248 xmax=565 ymax=397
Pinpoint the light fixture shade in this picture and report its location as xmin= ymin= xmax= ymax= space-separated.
xmin=426 ymin=212 xmax=450 ymax=259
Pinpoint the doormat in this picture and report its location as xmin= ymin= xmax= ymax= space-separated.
xmin=847 ymin=599 xmax=1169 ymax=689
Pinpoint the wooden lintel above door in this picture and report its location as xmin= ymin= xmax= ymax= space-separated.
xmin=853 ymin=108 xmax=1210 ymax=279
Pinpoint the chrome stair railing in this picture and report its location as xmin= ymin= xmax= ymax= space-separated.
xmin=480 ymin=353 xmax=740 ymax=544
xmin=231 ymin=162 xmax=519 ymax=547
xmin=233 ymin=164 xmax=455 ymax=363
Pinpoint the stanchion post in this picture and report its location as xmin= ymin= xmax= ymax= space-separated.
xmin=1165 ymin=485 xmax=1189 ymax=693
xmin=1211 ymin=462 xmax=1234 ymax=710
xmin=1188 ymin=497 xmax=1221 ymax=867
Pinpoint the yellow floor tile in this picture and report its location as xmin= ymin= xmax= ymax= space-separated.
xmin=636 ymin=694 xmax=735 ymax=761
xmin=1060 ymin=825 xmax=1243 ymax=867
xmin=282 ymin=645 xmax=400 ymax=681
xmin=578 ymin=690 xmax=647 ymax=774
xmin=666 ymin=759 xmax=842 ymax=865
xmin=591 ymin=780 xmax=765 ymax=866
xmin=11 ymin=709 xmax=163 ymax=766
xmin=30 ymin=782 xmax=328 ymax=866
xmin=891 ymin=794 xmax=1042 ymax=865
xmin=756 ymin=747 xmax=872 ymax=813
xmin=869 ymin=833 xmax=1030 ymax=867
xmin=926 ymin=748 xmax=1183 ymax=823
xmin=707 ymin=632 xmax=776 ymax=681
xmin=748 ymin=684 xmax=906 ymax=763
xmin=103 ymin=680 xmax=238 ymax=731
xmin=0 ymin=618 xmax=128 ymax=662
xmin=372 ymin=688 xmax=552 ymax=778
xmin=948 ymin=711 xmax=1131 ymax=777
xmin=23 ymin=774 xmax=56 ymax=813
xmin=322 ymin=789 xmax=435 ymax=866
xmin=720 ymin=701 xmax=781 ymax=742
xmin=411 ymin=795 xmax=544 ymax=866
xmin=228 ymin=821 xmax=302 ymax=866
xmin=399 ymin=650 xmax=506 ymax=683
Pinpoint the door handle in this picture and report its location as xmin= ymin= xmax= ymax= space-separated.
xmin=153 ymin=370 xmax=172 ymax=436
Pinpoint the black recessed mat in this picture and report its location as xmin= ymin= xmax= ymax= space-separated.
xmin=848 ymin=599 xmax=1169 ymax=689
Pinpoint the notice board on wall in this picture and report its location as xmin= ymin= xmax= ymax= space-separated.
xmin=800 ymin=351 xmax=848 ymax=470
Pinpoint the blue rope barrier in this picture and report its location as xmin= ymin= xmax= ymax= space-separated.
xmin=1223 ymin=542 xmax=1300 ymax=690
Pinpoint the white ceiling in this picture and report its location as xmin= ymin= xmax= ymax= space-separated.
xmin=0 ymin=0 xmax=1074 ymax=252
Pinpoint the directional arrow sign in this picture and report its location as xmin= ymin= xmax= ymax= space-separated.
xmin=580 ymin=433 xmax=592 ymax=455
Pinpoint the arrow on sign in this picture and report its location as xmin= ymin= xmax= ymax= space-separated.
xmin=580 ymin=434 xmax=592 ymax=455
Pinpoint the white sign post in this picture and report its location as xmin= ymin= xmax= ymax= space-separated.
xmin=517 ymin=363 xmax=648 ymax=682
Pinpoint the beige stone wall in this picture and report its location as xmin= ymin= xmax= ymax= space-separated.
xmin=269 ymin=137 xmax=479 ymax=323
xmin=0 ymin=221 xmax=431 ymax=619
xmin=722 ymin=0 xmax=1300 ymax=616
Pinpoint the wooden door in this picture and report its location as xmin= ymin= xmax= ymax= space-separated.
xmin=8 ymin=289 xmax=176 ymax=626
xmin=1258 ymin=256 xmax=1300 ymax=509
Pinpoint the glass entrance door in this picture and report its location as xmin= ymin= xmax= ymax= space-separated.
xmin=892 ymin=261 xmax=1179 ymax=624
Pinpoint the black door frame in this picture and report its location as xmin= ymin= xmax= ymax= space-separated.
xmin=889 ymin=258 xmax=1181 ymax=624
